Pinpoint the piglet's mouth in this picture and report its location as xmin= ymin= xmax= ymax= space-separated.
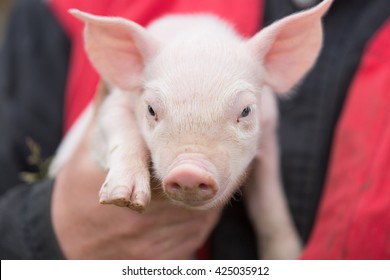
xmin=162 ymin=153 xmax=219 ymax=207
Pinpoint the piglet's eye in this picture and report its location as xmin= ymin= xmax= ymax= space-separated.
xmin=148 ymin=105 xmax=156 ymax=117
xmin=240 ymin=106 xmax=251 ymax=118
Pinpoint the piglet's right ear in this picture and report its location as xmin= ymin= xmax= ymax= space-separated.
xmin=247 ymin=0 xmax=332 ymax=94
xmin=70 ymin=9 xmax=160 ymax=91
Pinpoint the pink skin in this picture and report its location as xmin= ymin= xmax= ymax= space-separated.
xmin=140 ymin=81 xmax=260 ymax=209
xmin=163 ymin=153 xmax=218 ymax=195
xmin=163 ymin=155 xmax=218 ymax=206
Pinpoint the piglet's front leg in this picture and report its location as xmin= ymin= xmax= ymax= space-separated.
xmin=94 ymin=88 xmax=151 ymax=212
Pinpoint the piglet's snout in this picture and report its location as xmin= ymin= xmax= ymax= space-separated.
xmin=163 ymin=155 xmax=218 ymax=205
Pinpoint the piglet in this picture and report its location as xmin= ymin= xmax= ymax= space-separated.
xmin=50 ymin=0 xmax=332 ymax=218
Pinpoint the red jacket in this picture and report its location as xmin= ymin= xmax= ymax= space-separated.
xmin=302 ymin=19 xmax=390 ymax=259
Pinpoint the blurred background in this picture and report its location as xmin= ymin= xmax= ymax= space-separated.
xmin=0 ymin=0 xmax=13 ymax=40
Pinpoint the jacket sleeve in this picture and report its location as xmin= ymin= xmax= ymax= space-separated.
xmin=0 ymin=0 xmax=70 ymax=259
xmin=0 ymin=0 xmax=70 ymax=193
xmin=0 ymin=179 xmax=64 ymax=259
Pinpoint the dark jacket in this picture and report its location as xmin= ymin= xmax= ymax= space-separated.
xmin=0 ymin=0 xmax=68 ymax=259
xmin=0 ymin=0 xmax=389 ymax=259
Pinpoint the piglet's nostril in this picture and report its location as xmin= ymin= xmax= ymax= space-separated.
xmin=196 ymin=183 xmax=216 ymax=200
xmin=166 ymin=182 xmax=181 ymax=192
xmin=166 ymin=182 xmax=214 ymax=193
xmin=198 ymin=183 xmax=210 ymax=191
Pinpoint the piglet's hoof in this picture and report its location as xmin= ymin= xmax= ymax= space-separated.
xmin=99 ymin=170 xmax=151 ymax=212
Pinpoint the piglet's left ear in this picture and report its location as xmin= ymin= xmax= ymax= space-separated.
xmin=247 ymin=0 xmax=333 ymax=94
xmin=70 ymin=9 xmax=160 ymax=92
